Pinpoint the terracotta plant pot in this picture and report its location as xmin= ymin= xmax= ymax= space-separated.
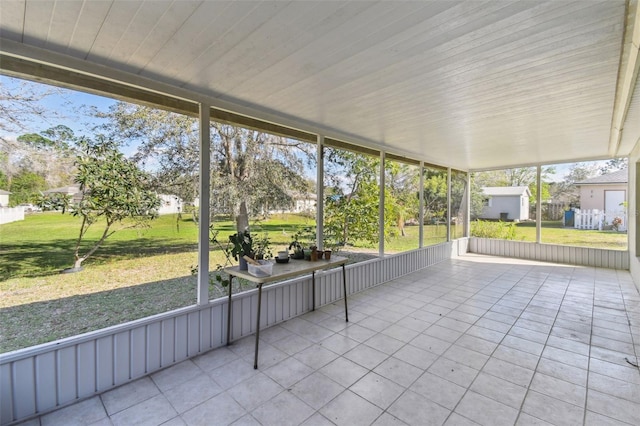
xmin=324 ymin=250 xmax=332 ymax=260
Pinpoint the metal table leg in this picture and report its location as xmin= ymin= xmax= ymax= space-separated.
xmin=254 ymin=283 xmax=264 ymax=369
xmin=312 ymin=271 xmax=316 ymax=311
xmin=226 ymin=275 xmax=234 ymax=345
xmin=342 ymin=264 xmax=348 ymax=322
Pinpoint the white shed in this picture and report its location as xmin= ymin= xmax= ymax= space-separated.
xmin=157 ymin=194 xmax=183 ymax=215
xmin=481 ymin=186 xmax=531 ymax=221
xmin=575 ymin=169 xmax=627 ymax=229
xmin=0 ymin=190 xmax=10 ymax=207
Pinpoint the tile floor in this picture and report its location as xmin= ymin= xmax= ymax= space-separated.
xmin=21 ymin=254 xmax=640 ymax=426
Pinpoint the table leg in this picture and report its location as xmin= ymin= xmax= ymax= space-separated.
xmin=227 ymin=275 xmax=234 ymax=345
xmin=254 ymin=283 xmax=263 ymax=369
xmin=342 ymin=264 xmax=348 ymax=322
xmin=312 ymin=271 xmax=316 ymax=311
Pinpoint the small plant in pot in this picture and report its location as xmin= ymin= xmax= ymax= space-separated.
xmin=289 ymin=239 xmax=305 ymax=259
xmin=288 ymin=230 xmax=306 ymax=259
xmin=253 ymin=233 xmax=272 ymax=260
xmin=228 ymin=229 xmax=254 ymax=270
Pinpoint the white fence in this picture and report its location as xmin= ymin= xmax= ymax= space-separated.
xmin=573 ymin=208 xmax=626 ymax=231
xmin=0 ymin=207 xmax=24 ymax=225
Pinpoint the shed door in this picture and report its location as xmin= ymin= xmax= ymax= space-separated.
xmin=604 ymin=190 xmax=626 ymax=227
xmin=604 ymin=190 xmax=625 ymax=214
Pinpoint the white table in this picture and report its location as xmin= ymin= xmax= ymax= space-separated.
xmin=223 ymin=256 xmax=349 ymax=368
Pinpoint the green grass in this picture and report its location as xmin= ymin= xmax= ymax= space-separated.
xmin=0 ymin=214 xmax=627 ymax=352
xmin=513 ymin=221 xmax=627 ymax=250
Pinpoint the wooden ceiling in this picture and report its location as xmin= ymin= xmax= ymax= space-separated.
xmin=1 ymin=0 xmax=638 ymax=170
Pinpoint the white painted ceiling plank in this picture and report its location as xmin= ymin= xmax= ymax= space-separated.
xmin=124 ymin=0 xmax=203 ymax=74
xmin=0 ymin=0 xmax=26 ymax=40
xmin=86 ymin=1 xmax=141 ymax=64
xmin=181 ymin=1 xmax=290 ymax=88
xmin=47 ymin=0 xmax=84 ymax=50
xmin=23 ymin=0 xmax=54 ymax=47
xmin=107 ymin=0 xmax=174 ymax=67
xmin=139 ymin=1 xmax=235 ymax=80
xmin=66 ymin=0 xmax=113 ymax=59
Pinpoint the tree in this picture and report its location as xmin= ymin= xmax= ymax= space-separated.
xmin=473 ymin=166 xmax=555 ymax=205
xmin=422 ymin=168 xmax=448 ymax=222
xmin=2 ymin=126 xmax=77 ymax=192
xmin=385 ymin=162 xmax=420 ymax=236
xmin=550 ymin=162 xmax=600 ymax=207
xmin=0 ymin=77 xmax=65 ymax=136
xmin=9 ymin=171 xmax=46 ymax=204
xmin=99 ymin=102 xmax=312 ymax=218
xmin=0 ymin=169 xmax=8 ymax=189
xmin=599 ymin=158 xmax=628 ymax=174
xmin=40 ymin=138 xmax=161 ymax=270
xmin=324 ymin=149 xmax=390 ymax=248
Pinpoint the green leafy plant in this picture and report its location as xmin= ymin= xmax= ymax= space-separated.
xmin=228 ymin=229 xmax=253 ymax=261
xmin=253 ymin=233 xmax=272 ymax=259
xmin=289 ymin=227 xmax=314 ymax=258
xmin=470 ymin=220 xmax=518 ymax=240
xmin=38 ymin=138 xmax=161 ymax=270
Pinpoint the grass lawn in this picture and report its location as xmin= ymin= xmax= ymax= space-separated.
xmin=1 ymin=214 xmax=626 ymax=353
xmin=2 ymin=212 xmax=374 ymax=352
xmin=514 ymin=221 xmax=627 ymax=250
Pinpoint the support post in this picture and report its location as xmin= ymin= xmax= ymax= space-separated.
xmin=197 ymin=103 xmax=210 ymax=305
xmin=447 ymin=168 xmax=452 ymax=241
xmin=379 ymin=152 xmax=386 ymax=257
xmin=316 ymin=136 xmax=324 ymax=250
xmin=465 ymin=171 xmax=471 ymax=238
xmin=536 ymin=165 xmax=542 ymax=243
xmin=419 ymin=161 xmax=424 ymax=248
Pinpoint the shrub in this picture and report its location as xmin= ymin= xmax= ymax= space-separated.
xmin=471 ymin=220 xmax=517 ymax=240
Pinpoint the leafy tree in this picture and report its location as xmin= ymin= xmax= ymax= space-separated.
xmin=473 ymin=166 xmax=555 ymax=205
xmin=9 ymin=171 xmax=46 ymax=204
xmin=0 ymin=169 xmax=9 ymax=190
xmin=99 ymin=102 xmax=311 ymax=218
xmin=385 ymin=162 xmax=420 ymax=236
xmin=40 ymin=138 xmax=161 ymax=270
xmin=324 ymin=149 xmax=390 ymax=248
xmin=422 ymin=168 xmax=448 ymax=222
xmin=2 ymin=126 xmax=77 ymax=190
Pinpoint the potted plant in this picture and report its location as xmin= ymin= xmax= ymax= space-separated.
xmin=289 ymin=239 xmax=305 ymax=259
xmin=253 ymin=233 xmax=272 ymax=260
xmin=289 ymin=231 xmax=305 ymax=259
xmin=228 ymin=229 xmax=253 ymax=270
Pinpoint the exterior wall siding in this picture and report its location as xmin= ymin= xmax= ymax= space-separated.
xmin=0 ymin=242 xmax=457 ymax=425
xmin=469 ymin=237 xmax=629 ymax=270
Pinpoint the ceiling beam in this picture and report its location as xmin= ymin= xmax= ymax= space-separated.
xmin=609 ymin=0 xmax=640 ymax=157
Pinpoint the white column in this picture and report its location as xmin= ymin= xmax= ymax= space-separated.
xmin=447 ymin=168 xmax=452 ymax=241
xmin=465 ymin=171 xmax=471 ymax=238
xmin=379 ymin=152 xmax=385 ymax=256
xmin=197 ymin=104 xmax=211 ymax=305
xmin=536 ymin=165 xmax=542 ymax=243
xmin=316 ymin=136 xmax=324 ymax=250
xmin=419 ymin=161 xmax=424 ymax=248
